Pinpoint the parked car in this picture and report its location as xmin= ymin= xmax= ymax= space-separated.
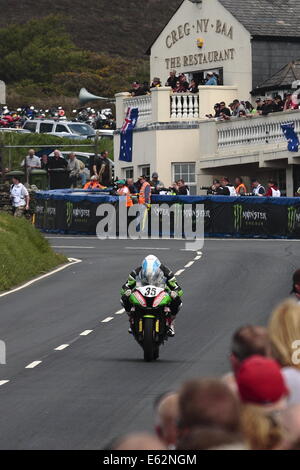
xmin=22 ymin=120 xmax=96 ymax=139
xmin=0 ymin=128 xmax=31 ymax=134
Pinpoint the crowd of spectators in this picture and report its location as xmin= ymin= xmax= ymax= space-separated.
xmin=107 ymin=276 xmax=300 ymax=450
xmin=203 ymin=176 xmax=282 ymax=197
xmin=207 ymin=93 xmax=299 ymax=121
xmin=129 ymin=70 xmax=221 ymax=97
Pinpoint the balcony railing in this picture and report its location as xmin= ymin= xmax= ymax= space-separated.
xmin=217 ymin=111 xmax=300 ymax=150
xmin=170 ymin=93 xmax=199 ymax=119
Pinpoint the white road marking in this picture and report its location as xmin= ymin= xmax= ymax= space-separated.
xmin=185 ymin=261 xmax=195 ymax=268
xmin=54 ymin=344 xmax=70 ymax=351
xmin=0 ymin=380 xmax=9 ymax=386
xmin=102 ymin=317 xmax=114 ymax=323
xmin=0 ymin=258 xmax=82 ymax=299
xmin=80 ymin=330 xmax=93 ymax=336
xmin=195 ymin=255 xmax=202 ymax=261
xmin=175 ymin=269 xmax=185 ymax=276
xmin=26 ymin=361 xmax=42 ymax=369
xmin=52 ymin=246 xmax=94 ymax=250
xmin=125 ymin=247 xmax=170 ymax=251
xmin=115 ymin=309 xmax=125 ymax=315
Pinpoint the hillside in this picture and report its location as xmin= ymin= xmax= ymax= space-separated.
xmin=0 ymin=0 xmax=182 ymax=58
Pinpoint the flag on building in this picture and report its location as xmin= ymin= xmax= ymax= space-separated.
xmin=281 ymin=122 xmax=299 ymax=152
xmin=119 ymin=107 xmax=139 ymax=162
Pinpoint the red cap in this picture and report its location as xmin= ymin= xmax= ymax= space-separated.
xmin=236 ymin=356 xmax=289 ymax=404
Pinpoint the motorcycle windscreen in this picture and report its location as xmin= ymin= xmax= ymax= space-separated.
xmin=137 ymin=269 xmax=165 ymax=288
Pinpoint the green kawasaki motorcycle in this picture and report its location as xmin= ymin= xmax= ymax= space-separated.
xmin=128 ymin=285 xmax=172 ymax=362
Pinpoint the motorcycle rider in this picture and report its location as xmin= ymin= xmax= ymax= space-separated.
xmin=121 ymin=255 xmax=183 ymax=337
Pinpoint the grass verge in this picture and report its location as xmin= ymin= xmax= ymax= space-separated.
xmin=0 ymin=213 xmax=68 ymax=292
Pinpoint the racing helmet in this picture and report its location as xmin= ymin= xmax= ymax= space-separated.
xmin=140 ymin=255 xmax=163 ymax=286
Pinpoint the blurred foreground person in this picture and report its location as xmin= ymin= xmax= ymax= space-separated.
xmin=177 ymin=426 xmax=246 ymax=451
xmin=111 ymin=433 xmax=166 ymax=450
xmin=279 ymin=405 xmax=300 ymax=449
xmin=155 ymin=392 xmax=179 ymax=449
xmin=241 ymin=405 xmax=285 ymax=450
xmin=177 ymin=379 xmax=241 ymax=438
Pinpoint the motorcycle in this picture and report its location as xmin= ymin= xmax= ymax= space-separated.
xmin=128 ymin=284 xmax=172 ymax=362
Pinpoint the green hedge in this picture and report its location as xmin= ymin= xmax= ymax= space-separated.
xmin=0 ymin=213 xmax=68 ymax=291
xmin=0 ymin=132 xmax=114 ymax=170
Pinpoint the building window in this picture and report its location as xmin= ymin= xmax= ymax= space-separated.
xmin=172 ymin=163 xmax=197 ymax=195
xmin=123 ymin=167 xmax=134 ymax=180
xmin=139 ymin=165 xmax=150 ymax=179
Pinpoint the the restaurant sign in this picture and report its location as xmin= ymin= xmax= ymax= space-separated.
xmin=164 ymin=18 xmax=235 ymax=70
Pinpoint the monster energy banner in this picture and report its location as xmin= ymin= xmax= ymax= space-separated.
xmin=35 ymin=192 xmax=300 ymax=238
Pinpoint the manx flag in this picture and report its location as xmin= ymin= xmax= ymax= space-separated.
xmin=119 ymin=107 xmax=139 ymax=162
xmin=281 ymin=122 xmax=299 ymax=152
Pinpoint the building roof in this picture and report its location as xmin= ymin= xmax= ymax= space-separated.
xmin=253 ymin=60 xmax=300 ymax=92
xmin=147 ymin=0 xmax=300 ymax=53
xmin=219 ymin=0 xmax=300 ymax=38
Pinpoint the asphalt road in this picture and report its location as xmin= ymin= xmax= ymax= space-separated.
xmin=0 ymin=236 xmax=298 ymax=449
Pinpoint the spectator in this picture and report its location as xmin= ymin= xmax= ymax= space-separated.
xmin=177 ymin=379 xmax=241 ymax=437
xmin=255 ymin=98 xmax=264 ymax=112
xmin=236 ymin=356 xmax=289 ymax=412
xmin=151 ymin=77 xmax=162 ymax=88
xmin=177 ymin=179 xmax=189 ymax=195
xmin=205 ymin=72 xmax=218 ymax=86
xmin=279 ymin=405 xmax=300 ymax=449
xmin=291 ymin=269 xmax=300 ymax=301
xmin=10 ymin=175 xmax=30 ymax=217
xmin=111 ymin=433 xmax=166 ymax=451
xmin=238 ymin=110 xmax=247 ymax=117
xmin=67 ymin=153 xmax=81 ymax=188
xmin=219 ymin=177 xmax=237 ymax=196
xmin=177 ymin=426 xmax=245 ymax=451
xmin=151 ymin=172 xmax=164 ymax=193
xmin=116 ymin=180 xmax=133 ymax=208
xmin=252 ymin=178 xmax=266 ymax=196
xmin=223 ymin=325 xmax=270 ymax=394
xmin=154 ymin=392 xmax=179 ymax=449
xmin=265 ymin=180 xmax=281 ymax=197
xmin=166 ymin=71 xmax=178 ymax=89
xmin=47 ymin=150 xmax=68 ymax=170
xmin=268 ymin=299 xmax=300 ymax=371
xmin=138 ymin=175 xmax=151 ymax=205
xmin=260 ymin=97 xmax=278 ymax=115
xmin=178 ymin=74 xmax=189 ymax=92
xmin=83 ymin=175 xmax=104 ymax=190
xmin=93 ymin=151 xmax=111 ymax=187
xmin=229 ymin=100 xmax=247 ymax=117
xmin=284 ymin=93 xmax=293 ymax=111
xmin=126 ymin=178 xmax=138 ymax=195
xmin=142 ymin=82 xmax=150 ymax=94
xmin=21 ymin=149 xmax=41 ymax=172
xmin=241 ymin=405 xmax=285 ymax=450
xmin=188 ymin=79 xmax=198 ymax=94
xmin=235 ymin=177 xmax=247 ymax=195
xmin=274 ymin=95 xmax=284 ymax=112
xmin=219 ymin=102 xmax=231 ymax=119
xmin=244 ymin=101 xmax=255 ymax=114
xmin=130 ymin=81 xmax=146 ymax=97
xmin=40 ymin=154 xmax=49 ymax=171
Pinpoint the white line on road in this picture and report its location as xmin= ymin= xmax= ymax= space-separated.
xmin=52 ymin=246 xmax=94 ymax=250
xmin=185 ymin=261 xmax=195 ymax=268
xmin=115 ymin=309 xmax=125 ymax=315
xmin=54 ymin=345 xmax=70 ymax=351
xmin=126 ymin=247 xmax=170 ymax=251
xmin=195 ymin=255 xmax=202 ymax=261
xmin=80 ymin=330 xmax=93 ymax=336
xmin=26 ymin=361 xmax=42 ymax=369
xmin=0 ymin=380 xmax=10 ymax=386
xmin=102 ymin=317 xmax=114 ymax=323
xmin=175 ymin=269 xmax=185 ymax=276
xmin=0 ymin=258 xmax=82 ymax=299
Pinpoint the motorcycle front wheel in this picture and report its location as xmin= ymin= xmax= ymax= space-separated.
xmin=143 ymin=318 xmax=157 ymax=362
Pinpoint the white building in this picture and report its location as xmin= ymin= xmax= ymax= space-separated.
xmin=0 ymin=81 xmax=5 ymax=105
xmin=114 ymin=0 xmax=300 ymax=196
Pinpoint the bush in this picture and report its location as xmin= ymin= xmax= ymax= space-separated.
xmin=0 ymin=213 xmax=67 ymax=291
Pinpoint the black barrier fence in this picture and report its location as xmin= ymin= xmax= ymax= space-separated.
xmin=34 ymin=192 xmax=300 ymax=239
